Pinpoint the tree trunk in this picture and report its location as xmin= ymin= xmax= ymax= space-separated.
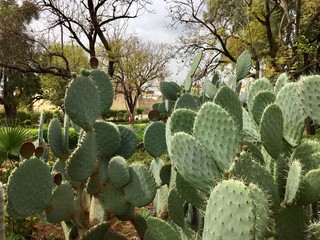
xmin=4 ymin=103 xmax=17 ymax=126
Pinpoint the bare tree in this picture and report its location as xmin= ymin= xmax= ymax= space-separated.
xmin=38 ymin=0 xmax=153 ymax=77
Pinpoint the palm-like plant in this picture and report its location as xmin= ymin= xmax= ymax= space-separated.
xmin=0 ymin=126 xmax=29 ymax=166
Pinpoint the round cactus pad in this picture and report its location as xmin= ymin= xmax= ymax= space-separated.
xmin=80 ymin=222 xmax=110 ymax=240
xmin=89 ymin=69 xmax=114 ymax=115
xmin=64 ymin=76 xmax=99 ymax=131
xmin=260 ymin=104 xmax=283 ymax=159
xmin=46 ymin=184 xmax=75 ymax=223
xmin=242 ymin=107 xmax=261 ymax=141
xmin=123 ymin=163 xmax=156 ymax=207
xmin=48 ymin=118 xmax=63 ymax=158
xmin=108 ymin=156 xmax=130 ymax=189
xmin=291 ymin=140 xmax=320 ymax=171
xmin=300 ymin=75 xmax=320 ymax=124
xmin=299 ymin=169 xmax=320 ymax=205
xmin=160 ymin=81 xmax=181 ymax=101
xmin=144 ymin=121 xmax=167 ymax=158
xmin=275 ymin=83 xmax=305 ymax=147
xmin=7 ymin=158 xmax=54 ymax=218
xmin=203 ymin=179 xmax=269 ymax=240
xmin=235 ymin=50 xmax=251 ymax=81
xmin=214 ymin=85 xmax=243 ymax=130
xmin=171 ymin=132 xmax=220 ymax=193
xmin=168 ymin=188 xmax=185 ymax=227
xmin=67 ymin=131 xmax=97 ymax=182
xmin=193 ymin=102 xmax=240 ymax=171
xmin=247 ymin=77 xmax=273 ymax=113
xmin=274 ymin=73 xmax=288 ymax=95
xmin=93 ymin=120 xmax=121 ymax=158
xmin=116 ymin=125 xmax=137 ymax=159
xmin=174 ymin=93 xmax=198 ymax=110
xmin=252 ymin=90 xmax=276 ymax=125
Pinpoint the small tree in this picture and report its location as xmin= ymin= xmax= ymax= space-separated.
xmin=108 ymin=36 xmax=172 ymax=119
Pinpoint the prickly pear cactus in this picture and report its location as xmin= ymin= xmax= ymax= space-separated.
xmin=5 ymin=69 xmax=156 ymax=239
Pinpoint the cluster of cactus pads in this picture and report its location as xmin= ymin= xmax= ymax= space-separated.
xmin=4 ymin=50 xmax=320 ymax=240
xmin=5 ymin=69 xmax=157 ymax=239
xmin=142 ymin=52 xmax=320 ymax=239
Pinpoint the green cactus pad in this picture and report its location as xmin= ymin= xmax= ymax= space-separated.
xmin=116 ymin=125 xmax=137 ymax=159
xmin=108 ymin=156 xmax=130 ymax=189
xmin=123 ymin=163 xmax=156 ymax=207
xmin=89 ymin=69 xmax=113 ymax=115
xmin=174 ymin=93 xmax=198 ymax=110
xmin=275 ymin=205 xmax=310 ymax=240
xmin=48 ymin=118 xmax=63 ymax=158
xmin=103 ymin=184 xmax=130 ymax=215
xmin=168 ymin=188 xmax=185 ymax=227
xmin=175 ymin=172 xmax=206 ymax=209
xmin=168 ymin=108 xmax=196 ymax=136
xmin=194 ymin=102 xmax=240 ymax=171
xmin=7 ymin=158 xmax=54 ymax=218
xmin=247 ymin=183 xmax=270 ymax=239
xmin=103 ymin=232 xmax=126 ymax=239
xmin=247 ymin=77 xmax=273 ymax=114
xmin=274 ymin=73 xmax=289 ymax=95
xmin=115 ymin=204 xmax=135 ymax=221
xmin=93 ymin=120 xmax=121 ymax=159
xmin=275 ymin=82 xmax=306 ymax=147
xmin=242 ymin=107 xmax=261 ymax=141
xmin=284 ymin=160 xmax=303 ymax=205
xmin=300 ymin=75 xmax=320 ymax=124
xmin=131 ymin=214 xmax=148 ymax=239
xmin=235 ymin=50 xmax=251 ymax=81
xmin=165 ymin=99 xmax=175 ymax=113
xmin=150 ymin=158 xmax=165 ymax=186
xmin=19 ymin=141 xmax=35 ymax=159
xmin=64 ymin=76 xmax=99 ymax=131
xmin=160 ymin=81 xmax=181 ymax=101
xmin=260 ymin=104 xmax=283 ymax=159
xmin=80 ymin=222 xmax=110 ymax=240
xmin=171 ymin=132 xmax=219 ymax=193
xmin=144 ymin=121 xmax=167 ymax=158
xmin=52 ymin=159 xmax=67 ymax=176
xmin=252 ymin=90 xmax=276 ymax=124
xmin=229 ymin=151 xmax=280 ymax=210
xmin=147 ymin=216 xmax=181 ymax=240
xmin=46 ymin=184 xmax=75 ymax=223
xmin=214 ymin=85 xmax=243 ymax=131
xmin=241 ymin=141 xmax=264 ymax=165
xmin=291 ymin=140 xmax=320 ymax=171
xmin=203 ymin=179 xmax=269 ymax=240
xmin=67 ymin=131 xmax=97 ymax=182
xmin=299 ymin=169 xmax=320 ymax=205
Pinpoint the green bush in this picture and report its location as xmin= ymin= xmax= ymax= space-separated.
xmin=136 ymin=108 xmax=145 ymax=115
xmin=22 ymin=119 xmax=32 ymax=127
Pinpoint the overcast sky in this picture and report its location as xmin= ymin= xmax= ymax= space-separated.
xmin=127 ymin=1 xmax=188 ymax=84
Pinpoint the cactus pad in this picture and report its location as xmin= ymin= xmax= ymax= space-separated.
xmin=147 ymin=216 xmax=181 ymax=240
xmin=67 ymin=131 xmax=97 ymax=182
xmin=89 ymin=69 xmax=113 ymax=115
xmin=299 ymin=169 xmax=320 ymax=205
xmin=7 ymin=158 xmax=54 ymax=218
xmin=103 ymin=184 xmax=130 ymax=215
xmin=194 ymin=102 xmax=240 ymax=171
xmin=284 ymin=160 xmax=303 ymax=205
xmin=108 ymin=156 xmax=130 ymax=189
xmin=203 ymin=179 xmax=269 ymax=240
xmin=46 ymin=184 xmax=75 ymax=223
xmin=116 ymin=125 xmax=137 ymax=159
xmin=247 ymin=77 xmax=273 ymax=113
xmin=48 ymin=118 xmax=63 ymax=158
xmin=123 ymin=163 xmax=156 ymax=207
xmin=80 ymin=222 xmax=110 ymax=240
xmin=160 ymin=81 xmax=181 ymax=101
xmin=275 ymin=82 xmax=305 ymax=147
xmin=300 ymin=75 xmax=320 ymax=124
xmin=174 ymin=93 xmax=198 ymax=110
xmin=260 ymin=104 xmax=283 ymax=159
xmin=252 ymin=90 xmax=276 ymax=125
xmin=64 ymin=76 xmax=99 ymax=131
xmin=214 ymin=85 xmax=243 ymax=130
xmin=171 ymin=132 xmax=219 ymax=193
xmin=242 ymin=107 xmax=261 ymax=141
xmin=235 ymin=50 xmax=251 ymax=81
xmin=274 ymin=73 xmax=288 ymax=95
xmin=93 ymin=120 xmax=121 ymax=158
xmin=144 ymin=122 xmax=167 ymax=158
xmin=168 ymin=188 xmax=185 ymax=227
xmin=291 ymin=140 xmax=320 ymax=171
